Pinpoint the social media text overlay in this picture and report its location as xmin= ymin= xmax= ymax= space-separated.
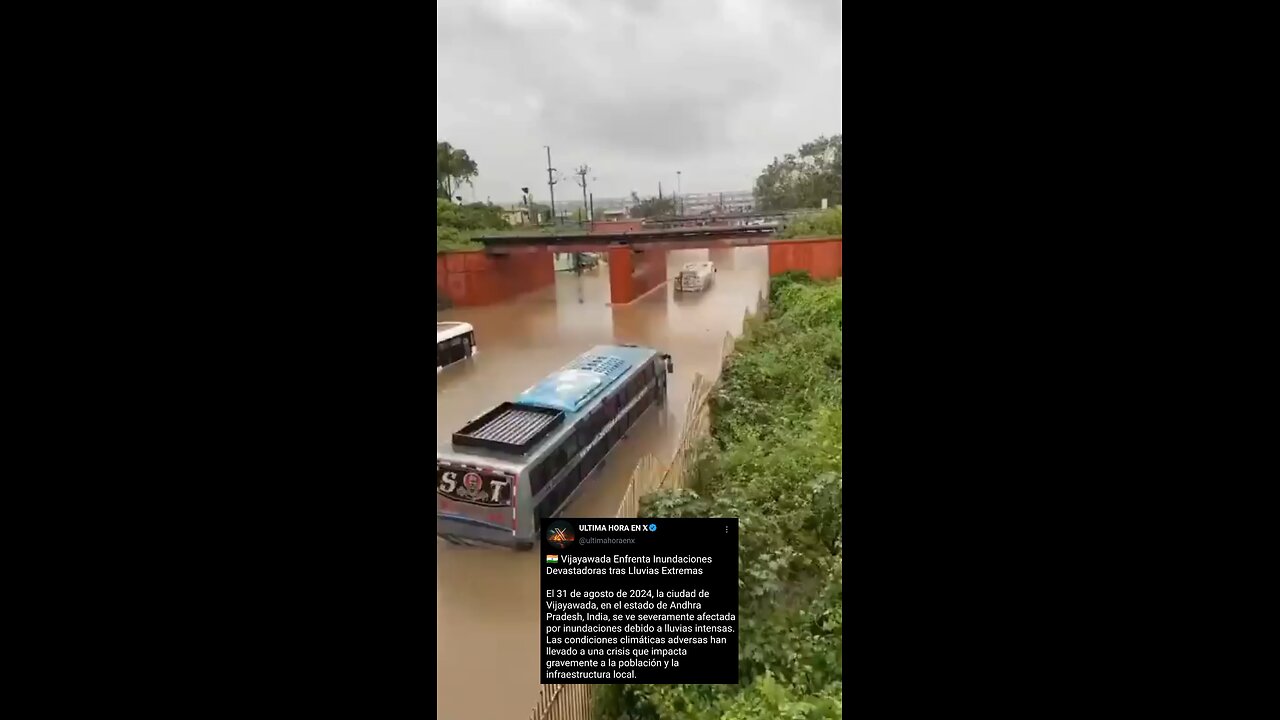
xmin=541 ymin=517 xmax=739 ymax=684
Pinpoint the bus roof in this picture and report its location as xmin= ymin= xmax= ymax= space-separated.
xmin=437 ymin=322 xmax=473 ymax=342
xmin=439 ymin=344 xmax=659 ymax=466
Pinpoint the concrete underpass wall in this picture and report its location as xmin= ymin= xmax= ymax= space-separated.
xmin=436 ymin=251 xmax=555 ymax=307
xmin=768 ymin=238 xmax=842 ymax=279
xmin=608 ymin=247 xmax=668 ymax=305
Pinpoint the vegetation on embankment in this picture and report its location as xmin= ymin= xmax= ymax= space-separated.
xmin=437 ymin=198 xmax=502 ymax=251
xmin=781 ymin=207 xmax=842 ymax=239
xmin=598 ymin=272 xmax=843 ymax=720
xmin=436 ymin=198 xmax=593 ymax=253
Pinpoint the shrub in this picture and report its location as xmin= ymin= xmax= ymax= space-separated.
xmin=436 ymin=198 xmax=509 ymax=252
xmin=436 ymin=198 xmax=508 ymax=230
xmin=436 ymin=226 xmax=483 ymax=252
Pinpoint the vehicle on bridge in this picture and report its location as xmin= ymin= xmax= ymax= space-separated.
xmin=437 ymin=345 xmax=675 ymax=549
xmin=437 ymin=322 xmax=477 ymax=372
xmin=676 ymin=261 xmax=716 ymax=293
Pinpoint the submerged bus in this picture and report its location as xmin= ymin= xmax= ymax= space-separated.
xmin=436 ymin=344 xmax=674 ymax=549
xmin=437 ymin=322 xmax=477 ymax=372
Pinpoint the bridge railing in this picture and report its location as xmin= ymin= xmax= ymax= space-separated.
xmin=527 ymin=291 xmax=767 ymax=720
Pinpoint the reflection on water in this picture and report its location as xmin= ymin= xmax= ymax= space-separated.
xmin=436 ymin=247 xmax=768 ymax=720
xmin=709 ymin=246 xmax=737 ymax=270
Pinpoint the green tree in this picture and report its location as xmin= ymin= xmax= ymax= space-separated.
xmin=436 ymin=141 xmax=478 ymax=199
xmin=753 ymin=134 xmax=842 ymax=211
xmin=628 ymin=191 xmax=676 ymax=219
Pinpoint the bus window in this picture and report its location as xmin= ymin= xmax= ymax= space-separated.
xmin=544 ymin=476 xmax=572 ymax=515
xmin=529 ymin=460 xmax=550 ymax=496
xmin=560 ymin=459 xmax=581 ymax=490
xmin=562 ymin=434 xmax=580 ymax=463
xmin=584 ymin=436 xmax=606 ymax=472
xmin=545 ymin=447 xmax=569 ymax=486
xmin=576 ymin=418 xmax=595 ymax=446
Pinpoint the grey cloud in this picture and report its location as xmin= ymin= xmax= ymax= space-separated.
xmin=437 ymin=0 xmax=842 ymax=203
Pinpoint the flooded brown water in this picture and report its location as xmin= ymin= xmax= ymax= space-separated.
xmin=436 ymin=247 xmax=768 ymax=720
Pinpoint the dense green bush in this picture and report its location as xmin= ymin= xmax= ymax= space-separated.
xmin=436 ymin=198 xmax=508 ymax=230
xmin=768 ymin=271 xmax=812 ymax=304
xmin=436 ymin=226 xmax=483 ymax=252
xmin=598 ymin=276 xmax=843 ymax=719
xmin=781 ymin=208 xmax=842 ymax=238
xmin=436 ymin=198 xmax=510 ymax=252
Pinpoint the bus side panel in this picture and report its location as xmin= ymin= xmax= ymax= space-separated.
xmin=553 ymin=365 xmax=656 ymax=515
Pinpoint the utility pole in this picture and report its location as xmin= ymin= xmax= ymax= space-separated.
xmin=589 ymin=192 xmax=594 ymax=224
xmin=573 ymin=165 xmax=592 ymax=229
xmin=677 ymin=171 xmax=682 ymax=217
xmin=544 ymin=146 xmax=558 ymax=225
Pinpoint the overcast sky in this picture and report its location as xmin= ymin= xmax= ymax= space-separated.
xmin=437 ymin=0 xmax=842 ymax=205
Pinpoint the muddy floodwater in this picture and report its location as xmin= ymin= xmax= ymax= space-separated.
xmin=436 ymin=247 xmax=768 ymax=720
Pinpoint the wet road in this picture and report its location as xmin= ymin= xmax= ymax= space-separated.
xmin=436 ymin=247 xmax=768 ymax=720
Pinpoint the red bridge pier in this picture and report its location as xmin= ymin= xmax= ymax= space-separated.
xmin=608 ymin=247 xmax=669 ymax=305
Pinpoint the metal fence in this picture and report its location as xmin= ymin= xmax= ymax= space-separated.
xmin=528 ymin=293 xmax=765 ymax=720
xmin=527 ymin=683 xmax=594 ymax=720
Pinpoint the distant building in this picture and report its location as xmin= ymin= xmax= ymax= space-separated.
xmin=602 ymin=209 xmax=628 ymax=222
xmin=504 ymin=207 xmax=530 ymax=226
xmin=678 ymin=190 xmax=754 ymax=216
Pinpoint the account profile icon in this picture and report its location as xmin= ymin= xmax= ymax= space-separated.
xmin=546 ymin=521 xmax=576 ymax=550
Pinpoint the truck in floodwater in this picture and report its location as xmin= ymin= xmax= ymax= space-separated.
xmin=676 ymin=261 xmax=716 ymax=293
